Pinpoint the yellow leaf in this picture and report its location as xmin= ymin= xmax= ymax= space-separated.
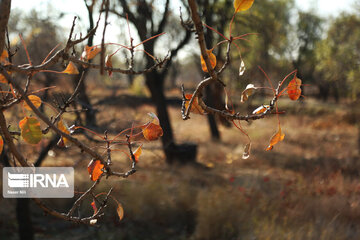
xmin=234 ymin=0 xmax=254 ymax=12
xmin=19 ymin=117 xmax=42 ymax=144
xmin=266 ymin=127 xmax=285 ymax=151
xmin=241 ymin=84 xmax=256 ymax=102
xmin=62 ymin=61 xmax=79 ymax=75
xmin=57 ymin=119 xmax=71 ymax=148
xmin=23 ymin=95 xmax=42 ymax=111
xmin=81 ymin=45 xmax=101 ymax=61
xmin=200 ymin=49 xmax=217 ymax=72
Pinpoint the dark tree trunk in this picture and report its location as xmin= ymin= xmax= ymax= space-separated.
xmin=70 ymin=0 xmax=97 ymax=128
xmin=318 ymin=82 xmax=329 ymax=102
xmin=332 ymin=83 xmax=340 ymax=103
xmin=202 ymin=1 xmax=221 ymax=140
xmin=205 ymin=85 xmax=220 ymax=140
xmin=16 ymin=199 xmax=34 ymax=240
xmin=145 ymin=71 xmax=197 ymax=164
xmin=1 ymin=150 xmax=35 ymax=240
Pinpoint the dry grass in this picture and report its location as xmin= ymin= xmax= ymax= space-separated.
xmin=1 ymin=87 xmax=360 ymax=240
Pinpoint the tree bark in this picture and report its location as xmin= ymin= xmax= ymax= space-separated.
xmin=16 ymin=199 xmax=34 ymax=240
xmin=205 ymin=85 xmax=220 ymax=140
xmin=145 ymin=71 xmax=175 ymax=162
xmin=0 ymin=0 xmax=11 ymax=54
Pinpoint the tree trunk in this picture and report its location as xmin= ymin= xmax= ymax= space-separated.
xmin=1 ymin=150 xmax=35 ymax=240
xmin=205 ymin=85 xmax=220 ymax=140
xmin=145 ymin=71 xmax=196 ymax=164
xmin=17 ymin=199 xmax=34 ymax=240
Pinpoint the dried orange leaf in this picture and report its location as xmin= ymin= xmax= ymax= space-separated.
xmin=57 ymin=119 xmax=71 ymax=148
xmin=133 ymin=145 xmax=142 ymax=163
xmin=105 ymin=54 xmax=113 ymax=77
xmin=87 ymin=160 xmax=104 ymax=181
xmin=184 ymin=94 xmax=205 ymax=114
xmin=242 ymin=142 xmax=251 ymax=159
xmin=23 ymin=95 xmax=42 ymax=111
xmin=116 ymin=202 xmax=124 ymax=221
xmin=234 ymin=0 xmax=254 ymax=12
xmin=0 ymin=135 xmax=3 ymax=155
xmin=200 ymin=49 xmax=217 ymax=72
xmin=252 ymin=105 xmax=270 ymax=114
xmin=266 ymin=127 xmax=285 ymax=151
xmin=287 ymin=76 xmax=302 ymax=100
xmin=82 ymin=45 xmax=101 ymax=61
xmin=241 ymin=84 xmax=256 ymax=102
xmin=141 ymin=113 xmax=163 ymax=141
xmin=19 ymin=117 xmax=42 ymax=144
xmin=62 ymin=61 xmax=79 ymax=74
xmin=141 ymin=123 xmax=163 ymax=141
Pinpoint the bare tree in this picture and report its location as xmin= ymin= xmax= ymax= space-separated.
xmin=109 ymin=0 xmax=192 ymax=163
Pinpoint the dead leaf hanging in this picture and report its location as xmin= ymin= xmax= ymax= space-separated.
xmin=19 ymin=117 xmax=42 ymax=144
xmin=62 ymin=61 xmax=79 ymax=75
xmin=241 ymin=84 xmax=257 ymax=102
xmin=234 ymin=0 xmax=255 ymax=12
xmin=23 ymin=95 xmax=42 ymax=111
xmin=87 ymin=160 xmax=104 ymax=181
xmin=82 ymin=45 xmax=101 ymax=61
xmin=200 ymin=49 xmax=217 ymax=72
xmin=287 ymin=76 xmax=302 ymax=101
xmin=266 ymin=127 xmax=285 ymax=151
xmin=184 ymin=94 xmax=205 ymax=114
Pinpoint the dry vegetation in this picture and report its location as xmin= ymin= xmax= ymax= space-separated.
xmin=1 ymin=84 xmax=359 ymax=240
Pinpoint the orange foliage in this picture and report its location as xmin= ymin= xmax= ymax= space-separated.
xmin=266 ymin=127 xmax=285 ymax=151
xmin=0 ymin=136 xmax=3 ymax=155
xmin=233 ymin=0 xmax=254 ymax=12
xmin=62 ymin=61 xmax=79 ymax=74
xmin=82 ymin=45 xmax=101 ymax=61
xmin=23 ymin=95 xmax=42 ymax=111
xmin=287 ymin=76 xmax=302 ymax=101
xmin=141 ymin=113 xmax=163 ymax=141
xmin=87 ymin=160 xmax=104 ymax=181
xmin=184 ymin=94 xmax=205 ymax=114
xmin=133 ymin=145 xmax=142 ymax=163
xmin=57 ymin=119 xmax=71 ymax=148
xmin=200 ymin=49 xmax=217 ymax=72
